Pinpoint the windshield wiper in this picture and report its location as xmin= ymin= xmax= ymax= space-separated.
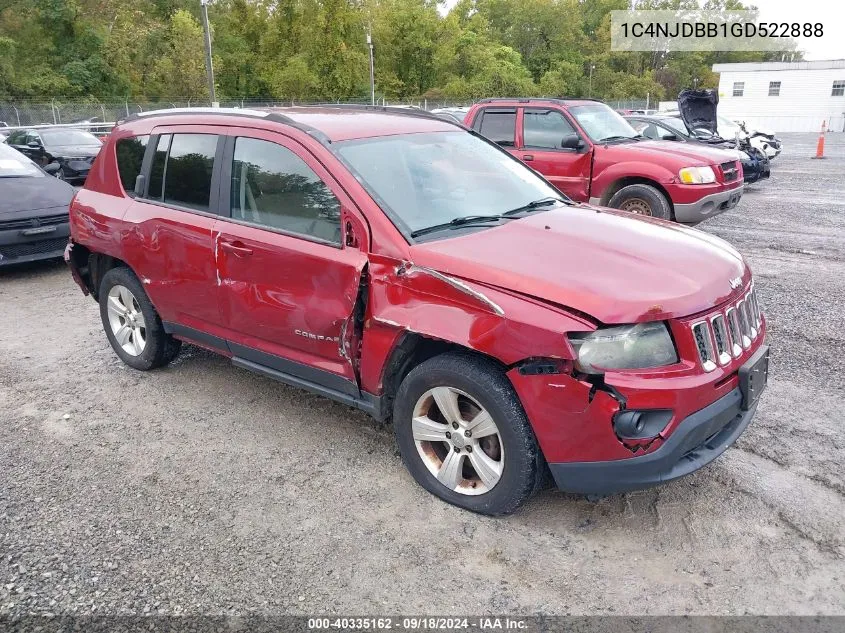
xmin=502 ymin=196 xmax=566 ymax=216
xmin=598 ymin=135 xmax=637 ymax=143
xmin=410 ymin=214 xmax=516 ymax=238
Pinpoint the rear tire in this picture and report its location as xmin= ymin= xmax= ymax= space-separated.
xmin=99 ymin=267 xmax=181 ymax=371
xmin=393 ymin=352 xmax=542 ymax=515
xmin=608 ymin=183 xmax=672 ymax=220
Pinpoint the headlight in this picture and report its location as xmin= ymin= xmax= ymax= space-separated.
xmin=678 ymin=165 xmax=716 ymax=184
xmin=568 ymin=322 xmax=678 ymax=374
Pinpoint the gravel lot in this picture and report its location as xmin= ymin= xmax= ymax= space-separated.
xmin=1 ymin=133 xmax=844 ymax=617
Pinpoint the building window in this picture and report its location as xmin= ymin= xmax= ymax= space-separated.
xmin=833 ymin=80 xmax=845 ymax=96
xmin=732 ymin=82 xmax=744 ymax=97
xmin=768 ymin=81 xmax=781 ymax=96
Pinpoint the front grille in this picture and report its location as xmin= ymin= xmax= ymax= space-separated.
xmin=0 ymin=237 xmax=67 ymax=260
xmin=692 ymin=322 xmax=716 ymax=372
xmin=725 ymin=307 xmax=743 ymax=357
xmin=0 ymin=213 xmax=68 ymax=231
xmin=711 ymin=315 xmax=732 ymax=365
xmin=691 ymin=286 xmax=763 ymax=371
xmin=720 ymin=160 xmax=739 ymax=182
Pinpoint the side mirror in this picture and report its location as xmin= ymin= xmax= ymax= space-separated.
xmin=561 ymin=135 xmax=585 ymax=151
xmin=133 ymin=174 xmax=146 ymax=197
xmin=663 ymin=134 xmax=679 ymax=141
xmin=43 ymin=162 xmax=60 ymax=175
xmin=27 ymin=140 xmax=41 ymax=148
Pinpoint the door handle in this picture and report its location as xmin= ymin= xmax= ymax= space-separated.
xmin=523 ymin=154 xmax=534 ymax=161
xmin=219 ymin=239 xmax=253 ymax=257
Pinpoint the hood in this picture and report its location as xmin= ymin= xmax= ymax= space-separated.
xmin=0 ymin=175 xmax=74 ymax=215
xmin=410 ymin=206 xmax=750 ymax=324
xmin=678 ymin=89 xmax=718 ymax=136
xmin=603 ymin=139 xmax=741 ymax=166
xmin=46 ymin=144 xmax=100 ymax=157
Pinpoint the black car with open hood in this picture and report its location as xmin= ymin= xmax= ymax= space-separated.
xmin=678 ymin=89 xmax=719 ymax=137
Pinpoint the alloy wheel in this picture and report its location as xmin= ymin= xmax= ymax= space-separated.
xmin=106 ymin=284 xmax=147 ymax=356
xmin=412 ymin=386 xmax=504 ymax=495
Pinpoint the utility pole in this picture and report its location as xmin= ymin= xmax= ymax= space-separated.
xmin=588 ymin=64 xmax=596 ymax=98
xmin=200 ymin=0 xmax=217 ymax=106
xmin=367 ymin=27 xmax=375 ymax=106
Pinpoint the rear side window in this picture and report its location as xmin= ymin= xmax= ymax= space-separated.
xmin=115 ymin=135 xmax=149 ymax=195
xmin=230 ymin=137 xmax=341 ymax=244
xmin=477 ymin=110 xmax=516 ymax=147
xmin=163 ymin=134 xmax=218 ymax=211
xmin=144 ymin=133 xmax=218 ymax=211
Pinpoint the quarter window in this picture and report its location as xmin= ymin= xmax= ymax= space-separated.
xmin=116 ymin=135 xmax=149 ymax=195
xmin=832 ymin=80 xmax=845 ymax=96
xmin=230 ymin=137 xmax=341 ymax=245
xmin=732 ymin=82 xmax=744 ymax=97
xmin=523 ymin=109 xmax=577 ymax=149
xmin=768 ymin=81 xmax=781 ymax=96
xmin=478 ymin=110 xmax=517 ymax=147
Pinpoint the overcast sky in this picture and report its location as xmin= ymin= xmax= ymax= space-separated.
xmin=438 ymin=0 xmax=844 ymax=61
xmin=750 ymin=0 xmax=843 ymax=60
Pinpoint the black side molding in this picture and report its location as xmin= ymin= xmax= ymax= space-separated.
xmin=232 ymin=357 xmax=384 ymax=420
xmin=163 ymin=322 xmax=229 ymax=353
xmin=162 ymin=321 xmax=385 ymax=421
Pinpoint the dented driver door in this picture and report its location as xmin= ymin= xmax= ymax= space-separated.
xmin=212 ymin=131 xmax=368 ymax=391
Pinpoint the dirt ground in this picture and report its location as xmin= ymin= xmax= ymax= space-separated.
xmin=1 ymin=133 xmax=844 ymax=617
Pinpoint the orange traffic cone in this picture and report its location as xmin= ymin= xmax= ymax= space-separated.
xmin=813 ymin=120 xmax=826 ymax=159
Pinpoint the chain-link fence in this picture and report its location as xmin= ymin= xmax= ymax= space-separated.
xmin=0 ymin=96 xmax=660 ymax=128
xmin=0 ymin=97 xmax=485 ymax=129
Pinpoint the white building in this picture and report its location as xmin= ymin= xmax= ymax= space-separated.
xmin=711 ymin=59 xmax=845 ymax=133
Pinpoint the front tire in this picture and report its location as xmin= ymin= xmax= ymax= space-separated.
xmin=608 ymin=183 xmax=672 ymax=220
xmin=99 ymin=267 xmax=181 ymax=371
xmin=393 ymin=352 xmax=542 ymax=515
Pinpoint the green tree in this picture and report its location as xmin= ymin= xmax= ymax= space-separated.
xmin=152 ymin=9 xmax=210 ymax=99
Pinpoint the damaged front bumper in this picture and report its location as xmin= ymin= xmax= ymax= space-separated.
xmin=673 ymin=185 xmax=743 ymax=224
xmin=547 ymin=386 xmax=756 ymax=495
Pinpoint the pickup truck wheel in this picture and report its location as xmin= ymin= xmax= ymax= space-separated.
xmin=393 ymin=352 xmax=541 ymax=515
xmin=99 ymin=267 xmax=181 ymax=371
xmin=609 ymin=184 xmax=671 ymax=220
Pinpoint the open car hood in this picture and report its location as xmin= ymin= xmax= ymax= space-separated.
xmin=678 ymin=89 xmax=718 ymax=137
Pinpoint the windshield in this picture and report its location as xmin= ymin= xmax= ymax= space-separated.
xmin=40 ymin=129 xmax=100 ymax=146
xmin=0 ymin=143 xmax=43 ymax=177
xmin=661 ymin=117 xmax=690 ymax=136
xmin=336 ymin=131 xmax=564 ymax=238
xmin=569 ymin=104 xmax=639 ymax=142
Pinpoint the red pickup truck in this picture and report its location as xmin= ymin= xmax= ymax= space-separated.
xmin=465 ymin=98 xmax=744 ymax=223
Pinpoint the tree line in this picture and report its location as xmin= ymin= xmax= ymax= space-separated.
xmin=0 ymin=0 xmax=795 ymax=104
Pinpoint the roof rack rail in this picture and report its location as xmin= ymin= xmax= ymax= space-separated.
xmin=116 ymin=106 xmax=332 ymax=145
xmin=312 ymin=103 xmax=461 ymax=126
xmin=476 ymin=97 xmax=604 ymax=104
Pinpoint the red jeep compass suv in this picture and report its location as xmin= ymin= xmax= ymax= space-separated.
xmin=66 ymin=106 xmax=768 ymax=515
